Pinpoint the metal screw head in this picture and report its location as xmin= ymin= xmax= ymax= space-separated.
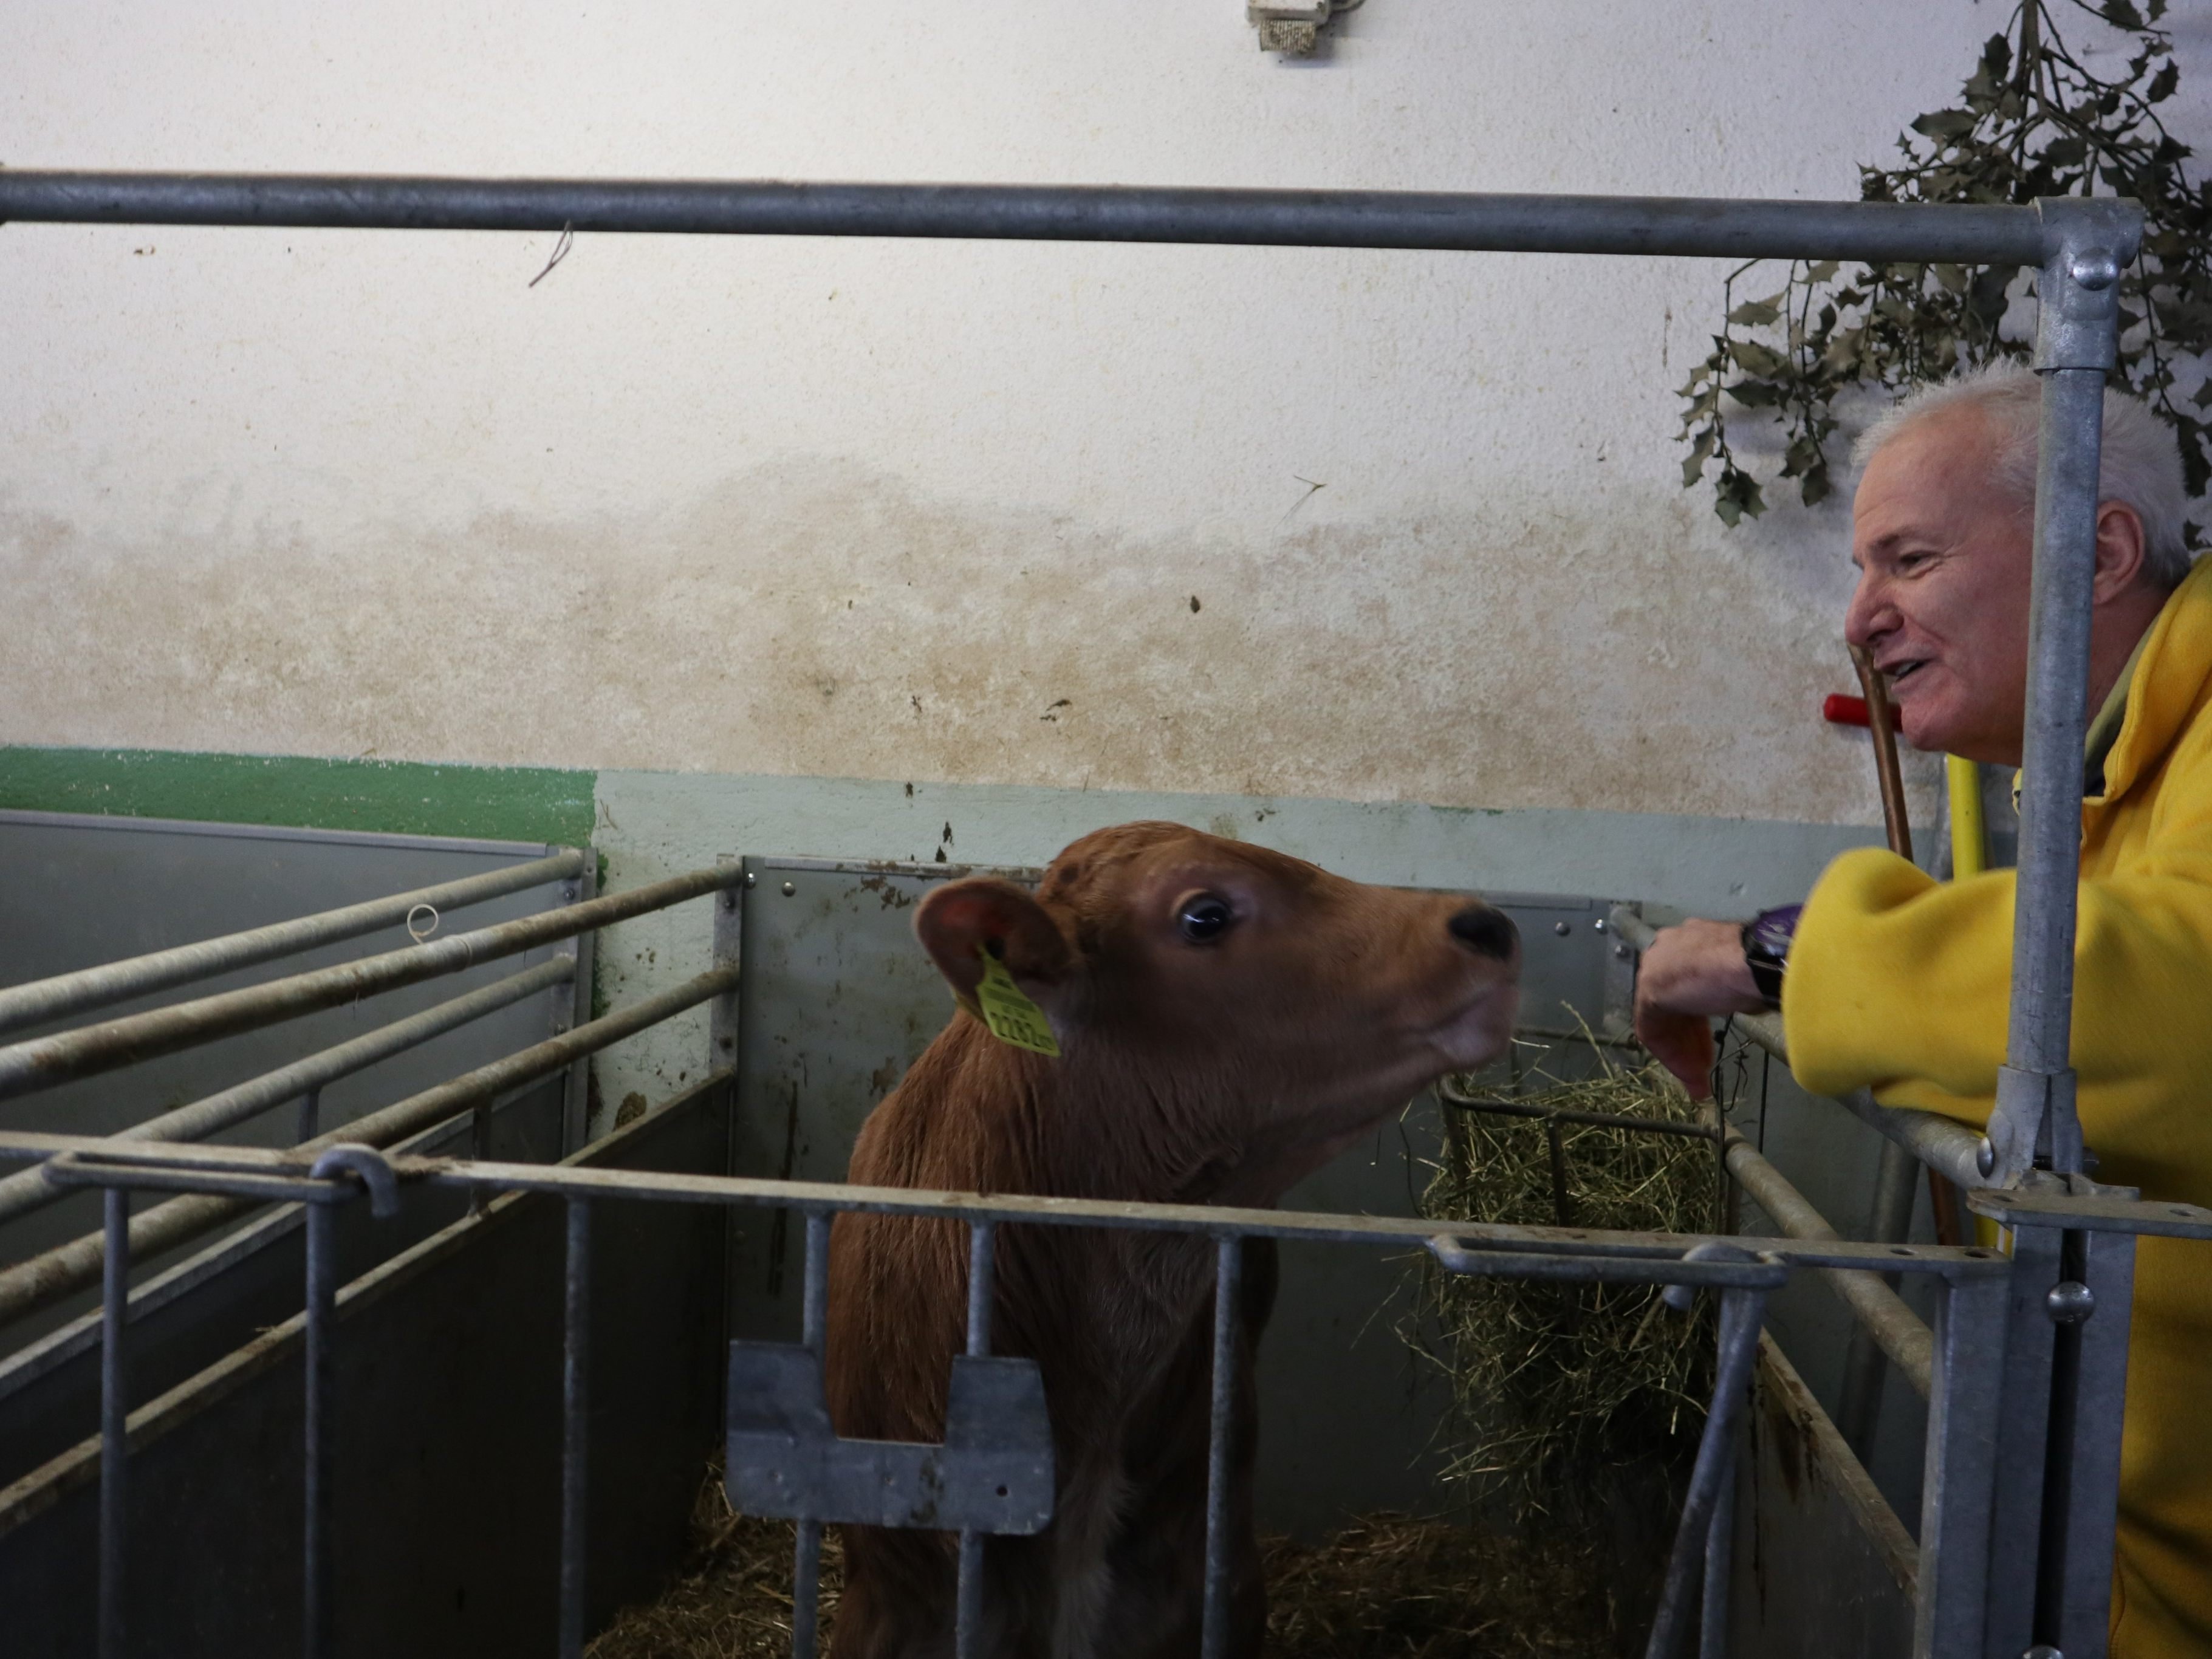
xmin=781 ymin=881 xmax=796 ymax=897
xmin=2046 ymin=1280 xmax=2096 ymax=1325
xmin=1612 ymin=942 xmax=1631 ymax=959
xmin=1592 ymin=917 xmax=1608 ymax=932
xmin=1977 ymin=1137 xmax=1997 ymax=1177
xmin=743 ymin=871 xmax=758 ymax=889
xmin=1552 ymin=920 xmax=1572 ymax=937
xmin=2023 ymin=1646 xmax=2066 ymax=1659
xmin=2067 ymin=248 xmax=2119 ymax=291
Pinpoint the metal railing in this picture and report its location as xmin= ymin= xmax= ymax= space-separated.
xmin=0 ymin=169 xmax=2197 ymax=1659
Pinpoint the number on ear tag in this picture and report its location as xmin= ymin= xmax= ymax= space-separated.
xmin=974 ymin=949 xmax=1060 ymax=1056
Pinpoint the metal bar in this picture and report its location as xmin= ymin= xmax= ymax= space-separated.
xmin=0 ymin=964 xmax=739 ymax=1330
xmin=793 ymin=1212 xmax=831 ymax=1659
xmin=0 ymin=173 xmax=2057 ymax=264
xmin=1914 ymin=1273 xmax=2008 ymax=1659
xmin=1734 ymin=1008 xmax=1993 ymax=1191
xmin=295 ymin=1086 xmax=321 ymax=1143
xmin=97 ymin=1188 xmax=128 ymax=1659
xmin=561 ymin=858 xmax=597 ymax=1154
xmin=1984 ymin=202 xmax=2138 ymax=1184
xmin=1441 ymin=1081 xmax=1721 ymax=1141
xmin=1984 ymin=1223 xmax=2064 ymax=1658
xmin=303 ymin=1198 xmax=339 ymax=1659
xmin=1700 ymin=1444 xmax=1737 ymax=1659
xmin=956 ymin=1221 xmax=998 ymax=1659
xmin=1645 ymin=1287 xmax=1767 ymax=1659
xmin=1200 ymin=1236 xmax=1243 ymax=1659
xmin=0 ymin=1124 xmax=2010 ymax=1278
xmin=1706 ymin=1110 xmax=1936 ymax=1397
xmin=0 ymin=849 xmax=580 ymax=1039
xmin=707 ymin=853 xmax=740 ymax=1086
xmin=559 ymin=1197 xmax=592 ymax=1659
xmin=1836 ymin=1138 xmax=1924 ymax=1449
xmin=2049 ymin=1227 xmax=2135 ymax=1658
xmin=0 ymin=863 xmax=740 ymax=1103
xmin=1607 ymin=906 xmax=1994 ymax=1189
xmin=1544 ymin=1118 xmax=1573 ymax=1226
xmin=0 ymin=956 xmax=574 ymax=1229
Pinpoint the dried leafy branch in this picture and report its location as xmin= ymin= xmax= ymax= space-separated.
xmin=1679 ymin=1 xmax=2211 ymax=533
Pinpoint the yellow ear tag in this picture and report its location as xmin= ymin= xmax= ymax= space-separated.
xmin=974 ymin=948 xmax=1060 ymax=1056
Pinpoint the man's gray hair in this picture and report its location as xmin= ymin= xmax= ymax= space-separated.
xmin=1851 ymin=363 xmax=2195 ymax=588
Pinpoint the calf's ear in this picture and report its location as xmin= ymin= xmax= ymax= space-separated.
xmin=914 ymin=879 xmax=1073 ymax=1005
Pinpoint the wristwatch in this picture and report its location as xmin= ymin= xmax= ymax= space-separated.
xmin=1739 ymin=904 xmax=1802 ymax=1011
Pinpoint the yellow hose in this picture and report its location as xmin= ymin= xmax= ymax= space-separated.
xmin=1947 ymin=754 xmax=1987 ymax=879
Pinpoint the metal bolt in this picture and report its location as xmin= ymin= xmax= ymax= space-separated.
xmin=1592 ymin=917 xmax=1607 ymax=932
xmin=1552 ymin=920 xmax=1572 ymax=937
xmin=1977 ymin=1137 xmax=1997 ymax=1177
xmin=1613 ymin=943 xmax=1631 ymax=959
xmin=743 ymin=871 xmax=758 ymax=889
xmin=2067 ymin=248 xmax=2118 ymax=292
xmin=2023 ymin=1646 xmax=2064 ymax=1659
xmin=781 ymin=881 xmax=796 ymax=897
xmin=563 ymin=883 xmax=579 ymax=902
xmin=2046 ymin=1281 xmax=2095 ymax=1325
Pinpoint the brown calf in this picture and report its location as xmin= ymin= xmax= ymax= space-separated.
xmin=824 ymin=823 xmax=1520 ymax=1658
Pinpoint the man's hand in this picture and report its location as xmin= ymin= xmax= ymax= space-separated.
xmin=1632 ymin=918 xmax=1772 ymax=1098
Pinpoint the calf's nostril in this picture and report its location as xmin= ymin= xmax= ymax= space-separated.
xmin=1448 ymin=905 xmax=1518 ymax=962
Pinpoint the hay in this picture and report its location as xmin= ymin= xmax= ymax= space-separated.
xmin=587 ymin=1466 xmax=1615 ymax=1658
xmin=1413 ymin=1038 xmax=1721 ymax=1522
xmin=586 ymin=1465 xmax=842 ymax=1659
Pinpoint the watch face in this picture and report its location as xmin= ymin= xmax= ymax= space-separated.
xmin=1745 ymin=904 xmax=1803 ymax=961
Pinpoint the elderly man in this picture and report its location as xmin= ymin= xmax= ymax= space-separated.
xmin=1635 ymin=363 xmax=2210 ymax=1657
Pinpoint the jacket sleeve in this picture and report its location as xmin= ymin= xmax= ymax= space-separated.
xmin=1782 ymin=754 xmax=2212 ymax=1178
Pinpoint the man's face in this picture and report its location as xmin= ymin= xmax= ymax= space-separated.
xmin=1846 ymin=410 xmax=2034 ymax=765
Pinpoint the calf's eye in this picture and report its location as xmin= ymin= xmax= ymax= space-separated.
xmin=1177 ymin=895 xmax=1234 ymax=944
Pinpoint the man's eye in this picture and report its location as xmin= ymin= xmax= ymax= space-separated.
xmin=1177 ymin=896 xmax=1234 ymax=944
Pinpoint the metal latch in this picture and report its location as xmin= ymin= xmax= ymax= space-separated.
xmin=725 ymin=1343 xmax=1055 ymax=1533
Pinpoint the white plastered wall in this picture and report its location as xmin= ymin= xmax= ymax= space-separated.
xmin=3 ymin=2 xmax=2200 ymax=823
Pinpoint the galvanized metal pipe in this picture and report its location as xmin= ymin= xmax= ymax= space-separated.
xmin=0 ymin=956 xmax=574 ymax=1229
xmin=9 ymin=1123 xmax=2007 ymax=1277
xmin=0 ymin=849 xmax=580 ymax=1039
xmin=0 ymin=172 xmax=2059 ymax=265
xmin=559 ymin=1197 xmax=592 ymax=1659
xmin=303 ymin=1199 xmax=339 ymax=1659
xmin=1645 ymin=1287 xmax=1767 ymax=1659
xmin=1200 ymin=1236 xmax=1243 ymax=1659
xmin=1699 ymin=1445 xmax=1736 ymax=1659
xmin=793 ymin=1212 xmax=832 ymax=1659
xmin=97 ymin=1189 xmax=128 ymax=1659
xmin=1606 ymin=911 xmax=1997 ymax=1192
xmin=0 ymin=863 xmax=739 ymax=1103
xmin=1834 ymin=1138 xmax=1924 ymax=1451
xmin=1707 ymin=1108 xmax=1934 ymax=1399
xmin=955 ymin=1220 xmax=998 ymax=1659
xmin=0 ymin=962 xmax=740 ymax=1330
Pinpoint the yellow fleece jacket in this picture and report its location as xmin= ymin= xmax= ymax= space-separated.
xmin=1786 ymin=555 xmax=2212 ymax=1658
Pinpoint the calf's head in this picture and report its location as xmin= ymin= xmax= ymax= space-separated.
xmin=914 ymin=821 xmax=1519 ymax=1201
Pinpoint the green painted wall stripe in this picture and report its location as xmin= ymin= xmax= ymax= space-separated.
xmin=0 ymin=748 xmax=597 ymax=847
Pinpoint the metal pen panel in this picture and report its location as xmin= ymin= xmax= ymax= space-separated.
xmin=0 ymin=957 xmax=574 ymax=1230
xmin=0 ymin=849 xmax=581 ymax=1040
xmin=0 ymin=863 xmax=739 ymax=1103
xmin=303 ymin=1199 xmax=339 ymax=1659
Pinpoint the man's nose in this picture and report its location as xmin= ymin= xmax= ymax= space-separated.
xmin=1843 ymin=571 xmax=1889 ymax=651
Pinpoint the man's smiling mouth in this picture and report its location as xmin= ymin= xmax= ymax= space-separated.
xmin=1885 ymin=659 xmax=1930 ymax=685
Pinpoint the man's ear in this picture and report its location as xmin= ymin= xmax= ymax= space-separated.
xmin=2092 ymin=499 xmax=2150 ymax=602
xmin=914 ymin=879 xmax=1074 ymax=1007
